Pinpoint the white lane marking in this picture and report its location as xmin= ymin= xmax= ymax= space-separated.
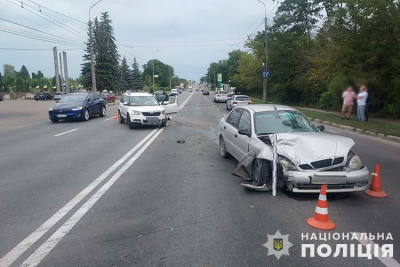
xmin=352 ymin=232 xmax=400 ymax=267
xmin=217 ymin=109 xmax=220 ymax=111
xmin=223 ymin=114 xmax=226 ymax=117
xmin=178 ymin=90 xmax=196 ymax=110
xmin=0 ymin=128 xmax=159 ymax=267
xmin=213 ymin=105 xmax=215 ymax=107
xmin=104 ymin=117 xmax=113 ymax=121
xmin=53 ymin=129 xmax=78 ymax=137
xmin=21 ymin=128 xmax=165 ymax=267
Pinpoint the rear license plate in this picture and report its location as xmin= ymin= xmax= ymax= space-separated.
xmin=57 ymin=114 xmax=67 ymax=118
xmin=146 ymin=117 xmax=159 ymax=124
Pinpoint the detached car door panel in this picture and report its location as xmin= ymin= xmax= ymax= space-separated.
xmin=224 ymin=108 xmax=243 ymax=160
xmin=236 ymin=110 xmax=252 ymax=160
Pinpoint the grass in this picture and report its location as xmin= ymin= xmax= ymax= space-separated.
xmin=297 ymin=108 xmax=400 ymax=137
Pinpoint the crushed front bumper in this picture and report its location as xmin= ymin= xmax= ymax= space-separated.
xmin=285 ymin=166 xmax=370 ymax=193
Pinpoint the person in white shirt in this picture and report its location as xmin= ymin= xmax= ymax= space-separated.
xmin=356 ymin=85 xmax=368 ymax=121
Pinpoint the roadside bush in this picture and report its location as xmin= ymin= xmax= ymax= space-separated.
xmin=318 ymin=91 xmax=334 ymax=109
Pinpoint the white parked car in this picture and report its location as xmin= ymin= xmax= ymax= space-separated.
xmin=213 ymin=90 xmax=229 ymax=102
xmin=226 ymin=95 xmax=252 ymax=110
xmin=54 ymin=92 xmax=65 ymax=101
xmin=118 ymin=92 xmax=176 ymax=129
xmin=170 ymin=89 xmax=179 ymax=96
xmin=218 ymin=104 xmax=370 ymax=193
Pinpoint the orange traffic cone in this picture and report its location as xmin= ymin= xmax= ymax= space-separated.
xmin=364 ymin=164 xmax=387 ymax=198
xmin=307 ymin=185 xmax=336 ymax=230
xmin=113 ymin=111 xmax=118 ymax=121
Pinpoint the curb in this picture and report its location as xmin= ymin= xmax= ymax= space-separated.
xmin=309 ymin=118 xmax=400 ymax=143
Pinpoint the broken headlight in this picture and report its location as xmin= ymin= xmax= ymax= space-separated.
xmin=279 ymin=158 xmax=298 ymax=171
xmin=347 ymin=154 xmax=362 ymax=171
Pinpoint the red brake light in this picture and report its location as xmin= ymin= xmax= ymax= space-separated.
xmin=233 ymin=101 xmax=238 ymax=104
xmin=217 ymin=94 xmax=220 ymax=97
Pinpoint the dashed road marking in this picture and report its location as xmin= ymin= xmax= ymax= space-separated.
xmin=104 ymin=117 xmax=113 ymax=121
xmin=54 ymin=129 xmax=78 ymax=137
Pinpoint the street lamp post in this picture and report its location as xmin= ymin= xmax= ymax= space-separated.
xmin=257 ymin=0 xmax=268 ymax=104
xmin=89 ymin=0 xmax=102 ymax=92
xmin=152 ymin=49 xmax=159 ymax=92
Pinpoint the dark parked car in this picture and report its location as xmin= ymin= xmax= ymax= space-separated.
xmin=34 ymin=93 xmax=53 ymax=101
xmin=0 ymin=94 xmax=3 ymax=101
xmin=48 ymin=92 xmax=106 ymax=122
xmin=203 ymin=90 xmax=210 ymax=95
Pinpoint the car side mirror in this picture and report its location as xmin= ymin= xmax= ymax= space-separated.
xmin=123 ymin=102 xmax=128 ymax=105
xmin=238 ymin=128 xmax=250 ymax=136
xmin=317 ymin=125 xmax=325 ymax=132
xmin=162 ymin=101 xmax=169 ymax=105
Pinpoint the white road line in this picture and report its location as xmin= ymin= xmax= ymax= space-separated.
xmin=0 ymin=128 xmax=159 ymax=267
xmin=217 ymin=109 xmax=220 ymax=111
xmin=21 ymin=128 xmax=165 ymax=267
xmin=223 ymin=114 xmax=226 ymax=117
xmin=352 ymin=232 xmax=400 ymax=267
xmin=178 ymin=90 xmax=196 ymax=110
xmin=53 ymin=129 xmax=78 ymax=137
xmin=104 ymin=117 xmax=113 ymax=121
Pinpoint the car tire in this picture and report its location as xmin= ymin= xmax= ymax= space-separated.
xmin=127 ymin=114 xmax=136 ymax=129
xmin=99 ymin=106 xmax=106 ymax=117
xmin=252 ymin=159 xmax=272 ymax=186
xmin=219 ymin=136 xmax=230 ymax=158
xmin=161 ymin=120 xmax=167 ymax=127
xmin=35 ymin=99 xmax=38 ymax=101
xmin=213 ymin=99 xmax=216 ymax=102
xmin=50 ymin=118 xmax=58 ymax=123
xmin=226 ymin=103 xmax=229 ymax=110
xmin=83 ymin=109 xmax=90 ymax=121
xmin=118 ymin=110 xmax=125 ymax=124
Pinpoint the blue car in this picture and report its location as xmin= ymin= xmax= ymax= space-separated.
xmin=48 ymin=92 xmax=106 ymax=122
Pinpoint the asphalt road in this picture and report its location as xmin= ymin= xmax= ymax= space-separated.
xmin=0 ymin=92 xmax=399 ymax=267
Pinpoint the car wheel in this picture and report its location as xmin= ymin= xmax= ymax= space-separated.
xmin=252 ymin=159 xmax=272 ymax=186
xmin=50 ymin=118 xmax=58 ymax=123
xmin=127 ymin=114 xmax=136 ymax=129
xmin=118 ymin=110 xmax=125 ymax=123
xmin=99 ymin=106 xmax=106 ymax=117
xmin=35 ymin=99 xmax=38 ymax=101
xmin=83 ymin=109 xmax=90 ymax=121
xmin=219 ymin=136 xmax=230 ymax=158
xmin=161 ymin=120 xmax=167 ymax=127
xmin=213 ymin=99 xmax=216 ymax=102
xmin=226 ymin=103 xmax=229 ymax=110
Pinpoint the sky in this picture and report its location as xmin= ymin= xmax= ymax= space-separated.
xmin=0 ymin=0 xmax=277 ymax=82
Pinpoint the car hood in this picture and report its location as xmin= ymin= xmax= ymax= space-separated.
xmin=52 ymin=102 xmax=84 ymax=109
xmin=272 ymin=132 xmax=354 ymax=165
xmin=126 ymin=106 xmax=164 ymax=112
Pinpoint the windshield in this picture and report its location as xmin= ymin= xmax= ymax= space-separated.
xmin=171 ymin=89 xmax=178 ymax=92
xmin=58 ymin=94 xmax=87 ymax=103
xmin=128 ymin=96 xmax=159 ymax=106
xmin=255 ymin=111 xmax=318 ymax=135
xmin=218 ymin=91 xmax=228 ymax=94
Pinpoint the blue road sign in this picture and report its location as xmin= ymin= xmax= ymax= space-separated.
xmin=263 ymin=70 xmax=269 ymax=78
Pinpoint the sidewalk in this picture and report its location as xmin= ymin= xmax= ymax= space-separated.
xmin=296 ymin=106 xmax=400 ymax=126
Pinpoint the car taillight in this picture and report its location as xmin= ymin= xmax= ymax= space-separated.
xmin=233 ymin=101 xmax=238 ymax=104
xmin=248 ymin=101 xmax=252 ymax=104
xmin=217 ymin=95 xmax=220 ymax=97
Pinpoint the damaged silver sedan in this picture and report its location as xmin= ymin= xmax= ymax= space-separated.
xmin=218 ymin=105 xmax=370 ymax=193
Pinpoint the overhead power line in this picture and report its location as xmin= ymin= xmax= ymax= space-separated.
xmin=0 ymin=47 xmax=83 ymax=50
xmin=0 ymin=17 xmax=83 ymax=44
xmin=0 ymin=28 xmax=85 ymax=47
xmin=6 ymin=0 xmax=87 ymax=40
xmin=28 ymin=0 xmax=87 ymax=25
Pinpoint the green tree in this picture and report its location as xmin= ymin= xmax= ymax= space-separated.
xmin=119 ymin=57 xmax=131 ymax=92
xmin=19 ymin=65 xmax=30 ymax=79
xmin=131 ymin=57 xmax=144 ymax=91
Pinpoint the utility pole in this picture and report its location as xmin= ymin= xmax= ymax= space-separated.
xmin=59 ymin=52 xmax=64 ymax=92
xmin=258 ymin=0 xmax=268 ymax=104
xmin=213 ymin=69 xmax=216 ymax=91
xmin=89 ymin=0 xmax=102 ymax=92
xmin=63 ymin=51 xmax=69 ymax=94
xmin=169 ymin=67 xmax=172 ymax=90
xmin=53 ymin=47 xmax=60 ymax=92
xmin=152 ymin=49 xmax=159 ymax=92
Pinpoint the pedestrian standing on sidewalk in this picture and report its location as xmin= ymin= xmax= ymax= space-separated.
xmin=341 ymin=86 xmax=356 ymax=120
xmin=356 ymin=85 xmax=368 ymax=121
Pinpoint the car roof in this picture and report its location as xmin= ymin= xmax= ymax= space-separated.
xmin=123 ymin=92 xmax=154 ymax=97
xmin=243 ymin=104 xmax=297 ymax=113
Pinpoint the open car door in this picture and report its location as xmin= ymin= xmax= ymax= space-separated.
xmin=163 ymin=95 xmax=178 ymax=114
